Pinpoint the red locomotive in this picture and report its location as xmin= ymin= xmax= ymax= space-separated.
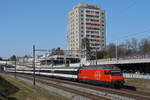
xmin=78 ymin=65 xmax=124 ymax=87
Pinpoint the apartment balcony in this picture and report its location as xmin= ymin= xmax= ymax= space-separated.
xmin=89 ymin=39 xmax=101 ymax=42
xmin=86 ymin=22 xmax=100 ymax=25
xmin=86 ymin=26 xmax=100 ymax=30
xmin=86 ymin=14 xmax=99 ymax=18
xmin=90 ymin=42 xmax=101 ymax=46
xmin=91 ymin=47 xmax=100 ymax=50
xmin=91 ymin=34 xmax=100 ymax=37
xmin=86 ymin=18 xmax=100 ymax=22
xmin=86 ymin=34 xmax=100 ymax=39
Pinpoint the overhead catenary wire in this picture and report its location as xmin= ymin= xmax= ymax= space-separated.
xmin=107 ymin=0 xmax=139 ymax=43
xmin=109 ymin=28 xmax=150 ymax=43
xmin=116 ymin=0 xmax=138 ymax=16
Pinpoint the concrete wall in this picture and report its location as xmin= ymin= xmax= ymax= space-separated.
xmin=88 ymin=58 xmax=150 ymax=65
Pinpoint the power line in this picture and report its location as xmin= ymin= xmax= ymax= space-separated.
xmin=117 ymin=0 xmax=138 ymax=16
xmin=108 ymin=0 xmax=138 ymax=43
xmin=109 ymin=28 xmax=150 ymax=43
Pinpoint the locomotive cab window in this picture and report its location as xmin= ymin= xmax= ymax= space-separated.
xmin=110 ymin=70 xmax=122 ymax=76
xmin=104 ymin=71 xmax=110 ymax=75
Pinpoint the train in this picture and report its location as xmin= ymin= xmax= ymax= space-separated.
xmin=5 ymin=65 xmax=125 ymax=88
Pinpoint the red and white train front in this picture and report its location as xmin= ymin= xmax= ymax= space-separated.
xmin=78 ymin=65 xmax=124 ymax=87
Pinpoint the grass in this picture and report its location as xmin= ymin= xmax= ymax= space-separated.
xmin=0 ymin=75 xmax=19 ymax=100
xmin=125 ymin=78 xmax=150 ymax=93
xmin=0 ymin=74 xmax=70 ymax=100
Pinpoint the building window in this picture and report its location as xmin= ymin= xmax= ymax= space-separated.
xmin=101 ymin=20 xmax=104 ymax=23
xmin=86 ymin=35 xmax=90 ymax=37
xmin=86 ymin=19 xmax=89 ymax=21
xmin=86 ymin=10 xmax=90 ymax=13
xmin=95 ymin=11 xmax=99 ymax=14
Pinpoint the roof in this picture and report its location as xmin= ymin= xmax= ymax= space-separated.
xmin=36 ymin=65 xmax=119 ymax=70
xmin=80 ymin=65 xmax=119 ymax=69
xmin=74 ymin=3 xmax=100 ymax=10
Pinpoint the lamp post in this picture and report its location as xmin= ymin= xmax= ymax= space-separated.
xmin=15 ymin=60 xmax=16 ymax=78
xmin=33 ymin=45 xmax=35 ymax=85
xmin=65 ymin=51 xmax=67 ymax=65
xmin=116 ymin=40 xmax=118 ymax=63
xmin=32 ymin=45 xmax=52 ymax=85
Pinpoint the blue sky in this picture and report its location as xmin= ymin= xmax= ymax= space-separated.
xmin=0 ymin=0 xmax=150 ymax=58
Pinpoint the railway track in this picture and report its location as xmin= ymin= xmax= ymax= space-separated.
xmin=2 ymin=73 xmax=109 ymax=100
xmin=4 ymin=72 xmax=150 ymax=100
xmin=35 ymin=74 xmax=150 ymax=100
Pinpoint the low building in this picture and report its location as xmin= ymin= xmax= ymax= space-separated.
xmin=39 ymin=55 xmax=80 ymax=66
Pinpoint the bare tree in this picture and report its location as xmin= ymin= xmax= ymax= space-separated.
xmin=125 ymin=39 xmax=133 ymax=56
xmin=10 ymin=55 xmax=16 ymax=61
xmin=81 ymin=37 xmax=91 ymax=60
xmin=106 ymin=37 xmax=150 ymax=58
xmin=117 ymin=44 xmax=127 ymax=57
xmin=139 ymin=38 xmax=150 ymax=56
xmin=0 ymin=57 xmax=2 ymax=60
xmin=106 ymin=43 xmax=116 ymax=58
xmin=50 ymin=48 xmax=64 ymax=56
xmin=131 ymin=38 xmax=138 ymax=54
xmin=55 ymin=48 xmax=64 ymax=55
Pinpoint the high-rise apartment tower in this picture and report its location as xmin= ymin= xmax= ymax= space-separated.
xmin=67 ymin=4 xmax=106 ymax=56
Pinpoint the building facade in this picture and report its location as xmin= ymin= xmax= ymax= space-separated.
xmin=67 ymin=3 xmax=106 ymax=56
